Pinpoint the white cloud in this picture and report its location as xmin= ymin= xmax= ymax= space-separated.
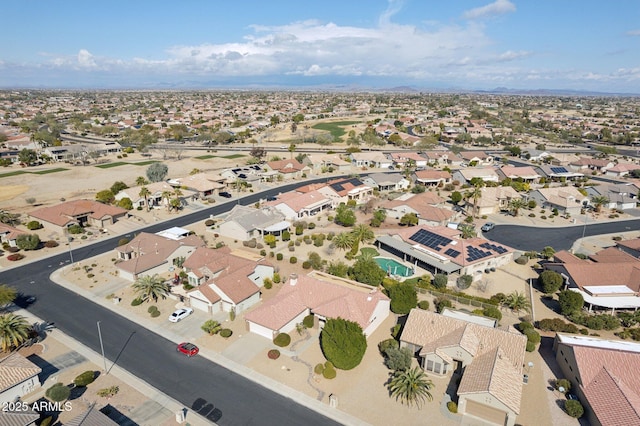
xmin=463 ymin=0 xmax=516 ymax=20
xmin=626 ymin=29 xmax=640 ymax=36
xmin=77 ymin=49 xmax=97 ymax=68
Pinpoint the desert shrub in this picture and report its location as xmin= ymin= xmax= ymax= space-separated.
xmin=314 ymin=363 xmax=325 ymax=375
xmin=118 ymin=238 xmax=130 ymax=246
xmin=281 ymin=230 xmax=291 ymax=241
xmin=433 ymin=274 xmax=448 ymax=289
xmin=456 ymin=274 xmax=473 ymax=290
xmin=540 ymin=270 xmax=564 ymax=294
xmin=276 ymin=253 xmax=283 ymax=261
xmin=308 ymin=222 xmax=316 ymax=230
xmin=489 ymin=292 xmax=507 ymax=305
xmin=447 ymin=401 xmax=458 ymax=413
xmin=320 ymin=318 xmax=367 ymax=370
xmin=74 ymin=371 xmax=96 ymax=387
xmin=260 ymin=249 xmax=267 ymax=256
xmin=515 ymin=256 xmax=529 ymax=265
xmin=273 ymin=333 xmax=291 ymax=347
xmin=45 ymin=383 xmax=70 ymax=402
xmin=204 ymin=219 xmax=215 ymax=226
xmin=26 ymin=220 xmax=42 ymax=230
xmin=290 ymin=256 xmax=297 ymax=264
xmin=131 ymin=297 xmax=143 ymax=306
xmin=526 ymin=341 xmax=536 ymax=352
xmin=537 ymin=318 xmax=579 ymax=333
xmin=383 ymin=347 xmax=412 ymax=371
xmin=40 ymin=416 xmax=53 ymax=426
xmin=556 ymin=378 xmax=571 ymax=392
xmin=559 ymin=290 xmax=584 ymax=315
xmin=524 ymin=329 xmax=541 ymax=345
xmin=391 ymin=324 xmax=402 ymax=339
xmin=220 ymin=329 xmax=232 ymax=338
xmin=435 ymin=297 xmax=453 ymax=313
xmin=482 ymin=306 xmax=502 ymax=321
xmin=7 ymin=253 xmax=24 ymax=261
xmin=44 ymin=240 xmax=59 ymax=248
xmin=418 ymin=300 xmax=430 ymax=310
xmin=97 ymin=386 xmax=119 ymax=398
xmin=150 ymin=310 xmax=161 ymax=318
xmin=302 ymin=261 xmax=312 ymax=269
xmin=517 ymin=321 xmax=534 ymax=333
xmin=147 ymin=306 xmax=158 ymax=314
xmin=323 ymin=365 xmax=337 ymax=379
xmin=378 ymin=338 xmax=399 ymax=355
xmin=267 ymin=349 xmax=280 ymax=360
xmin=564 ymin=400 xmax=584 ymax=418
xmin=273 ymin=272 xmax=281 ymax=283
xmin=303 ymin=314 xmax=314 ymax=328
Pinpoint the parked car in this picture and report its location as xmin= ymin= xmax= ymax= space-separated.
xmin=177 ymin=342 xmax=199 ymax=357
xmin=266 ymin=196 xmax=277 ymax=201
xmin=566 ymin=393 xmax=578 ymax=401
xmin=481 ymin=222 xmax=495 ymax=232
xmin=168 ymin=308 xmax=193 ymax=323
xmin=219 ymin=191 xmax=232 ymax=198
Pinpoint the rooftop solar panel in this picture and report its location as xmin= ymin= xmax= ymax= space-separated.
xmin=550 ymin=167 xmax=568 ymax=174
xmin=409 ymin=229 xmax=452 ymax=251
xmin=444 ymin=248 xmax=460 ymax=258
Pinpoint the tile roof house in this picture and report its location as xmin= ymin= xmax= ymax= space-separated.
xmin=0 ymin=411 xmax=39 ymax=426
xmin=553 ymin=333 xmax=640 ymax=426
xmin=184 ymin=246 xmax=274 ymax=314
xmin=452 ymin=167 xmax=500 ymax=184
xmin=381 ymin=192 xmax=455 ymax=227
xmin=65 ymin=406 xmax=119 ymax=426
xmin=303 ymin=153 xmax=351 ymax=173
xmin=265 ymin=159 xmax=311 ymax=180
xmin=167 ymin=173 xmax=226 ymax=198
xmin=496 ymin=165 xmax=541 ymax=182
xmin=0 ymin=223 xmax=28 ymax=248
xmin=297 ymin=178 xmax=373 ymax=206
xmin=0 ymin=352 xmax=42 ymax=404
xmin=349 ymin=152 xmax=393 ymax=169
xmin=617 ymin=237 xmax=640 ymax=259
xmin=29 ymin=200 xmax=128 ymax=234
xmin=605 ymin=162 xmax=640 ymax=178
xmin=527 ymin=186 xmax=588 ymax=215
xmin=459 ymin=151 xmax=494 ymax=166
xmin=535 ymin=165 xmax=584 ymax=181
xmin=114 ymin=182 xmax=196 ymax=210
xmin=584 ymin=183 xmax=639 ymax=210
xmin=265 ymin=190 xmax=332 ymax=221
xmin=244 ymin=272 xmax=390 ymax=340
xmin=413 ymin=169 xmax=452 ymax=187
xmin=376 ymin=225 xmax=514 ymax=279
xmin=545 ymin=246 xmax=640 ymax=312
xmin=464 ymin=186 xmax=521 ymax=216
xmin=569 ymin=158 xmax=615 ymax=173
xmin=361 ymin=173 xmax=410 ymax=191
xmin=422 ymin=150 xmax=464 ymax=166
xmin=389 ymin=152 xmax=428 ymax=168
xmin=400 ymin=309 xmax=526 ymax=426
xmin=218 ymin=205 xmax=289 ymax=241
xmin=115 ymin=231 xmax=204 ymax=281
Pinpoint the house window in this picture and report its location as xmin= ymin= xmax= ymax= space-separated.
xmin=426 ymin=360 xmax=434 ymax=371
xmin=434 ymin=362 xmax=442 ymax=374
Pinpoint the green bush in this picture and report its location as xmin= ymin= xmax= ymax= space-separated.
xmin=537 ymin=318 xmax=579 ymax=333
xmin=303 ymin=314 xmax=314 ymax=328
xmin=526 ymin=341 xmax=536 ymax=352
xmin=150 ymin=310 xmax=161 ymax=318
xmin=40 ymin=416 xmax=53 ymax=426
xmin=482 ymin=306 xmax=502 ymax=321
xmin=131 ymin=297 xmax=143 ymax=306
xmin=378 ymin=338 xmax=399 ymax=354
xmin=433 ymin=274 xmax=448 ymax=289
xmin=26 ymin=220 xmax=42 ymax=230
xmin=540 ymin=270 xmax=564 ymax=294
xmin=220 ymin=329 xmax=233 ymax=338
xmin=276 ymin=253 xmax=283 ymax=261
xmin=273 ymin=333 xmax=291 ymax=347
xmin=515 ymin=256 xmax=529 ymax=265
xmin=322 ymin=365 xmax=337 ymax=379
xmin=320 ymin=318 xmax=367 ymax=370
xmin=290 ymin=256 xmax=297 ymax=264
xmin=418 ymin=300 xmax=430 ymax=310
xmin=556 ymin=378 xmax=571 ymax=392
xmin=273 ymin=272 xmax=281 ymax=283
xmin=558 ymin=290 xmax=584 ymax=315
xmin=456 ymin=274 xmax=473 ymax=290
xmin=435 ymin=297 xmax=453 ymax=313
xmin=45 ymin=383 xmax=71 ymax=402
xmin=73 ymin=370 xmax=96 ymax=387
xmin=564 ymin=400 xmax=584 ymax=418
xmin=447 ymin=401 xmax=458 ymax=413
xmin=302 ymin=261 xmax=312 ymax=269
xmin=524 ymin=329 xmax=541 ymax=344
xmin=147 ymin=306 xmax=158 ymax=314
xmin=282 ymin=231 xmax=290 ymax=241
xmin=264 ymin=279 xmax=273 ymax=290
xmin=314 ymin=363 xmax=325 ymax=375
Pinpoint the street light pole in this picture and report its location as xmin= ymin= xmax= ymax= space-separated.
xmin=97 ymin=321 xmax=107 ymax=374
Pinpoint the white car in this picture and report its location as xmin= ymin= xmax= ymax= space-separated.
xmin=168 ymin=308 xmax=194 ymax=323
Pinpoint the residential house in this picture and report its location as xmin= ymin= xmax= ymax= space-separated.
xmin=115 ymin=181 xmax=196 ymax=210
xmin=376 ymin=225 xmax=514 ymax=279
xmin=465 ymin=186 xmax=521 ymax=216
xmin=0 ymin=223 xmax=27 ymax=248
xmin=390 ymin=152 xmax=428 ymax=168
xmin=244 ymin=272 xmax=390 ymax=339
xmin=184 ymin=246 xmax=273 ymax=314
xmin=349 ymin=152 xmax=393 ymax=169
xmin=413 ymin=169 xmax=452 ymax=187
xmin=167 ymin=173 xmax=226 ymax=199
xmin=452 ymin=167 xmax=500 ymax=184
xmin=65 ymin=407 xmax=119 ymax=426
xmin=584 ymin=183 xmax=638 ymax=210
xmin=218 ymin=204 xmax=289 ymax=241
xmin=617 ymin=237 xmax=640 ymax=259
xmin=265 ymin=159 xmax=310 ymax=180
xmin=459 ymin=151 xmax=494 ymax=166
xmin=535 ymin=165 xmax=584 ymax=181
xmin=266 ymin=190 xmax=332 ymax=221
xmin=298 ymin=177 xmax=373 ymax=206
xmin=29 ymin=200 xmax=128 ymax=234
xmin=0 ymin=411 xmax=39 ymax=426
xmin=545 ymin=247 xmax=640 ymax=313
xmin=0 ymin=352 xmax=42 ymax=404
xmin=553 ymin=333 xmax=640 ymax=426
xmin=361 ymin=173 xmax=410 ymax=191
xmin=303 ymin=153 xmax=351 ymax=173
xmin=605 ymin=162 xmax=640 ymax=178
xmin=496 ymin=166 xmax=541 ymax=183
xmin=527 ymin=187 xmax=588 ymax=215
xmin=400 ymin=309 xmax=526 ymax=426
xmin=220 ymin=165 xmax=263 ymax=184
xmin=521 ymin=149 xmax=551 ymax=162
xmin=381 ymin=192 xmax=456 ymax=227
xmin=423 ymin=150 xmax=464 ymax=167
xmin=569 ymin=158 xmax=615 ymax=173
xmin=115 ymin=231 xmax=204 ymax=281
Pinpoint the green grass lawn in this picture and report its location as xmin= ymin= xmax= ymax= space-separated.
xmin=359 ymin=247 xmax=380 ymax=259
xmin=194 ymin=155 xmax=217 ymax=160
xmin=0 ymin=168 xmax=68 ymax=178
xmin=221 ymin=154 xmax=245 ymax=159
xmin=95 ymin=160 xmax=157 ymax=169
xmin=311 ymin=121 xmax=360 ymax=141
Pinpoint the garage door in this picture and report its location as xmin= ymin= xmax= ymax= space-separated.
xmin=189 ymin=297 xmax=210 ymax=313
xmin=248 ymin=322 xmax=274 ymax=340
xmin=465 ymin=400 xmax=507 ymax=425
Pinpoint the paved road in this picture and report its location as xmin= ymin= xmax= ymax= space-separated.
xmin=0 ymin=179 xmax=347 ymax=426
xmin=486 ymin=218 xmax=640 ymax=252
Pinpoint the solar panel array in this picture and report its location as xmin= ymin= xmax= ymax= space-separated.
xmin=465 ymin=246 xmax=493 ymax=262
xmin=444 ymin=248 xmax=461 ymax=258
xmin=480 ymin=242 xmax=508 ymax=254
xmin=550 ymin=167 xmax=568 ymax=174
xmin=330 ymin=177 xmax=362 ymax=192
xmin=409 ymin=229 xmax=452 ymax=252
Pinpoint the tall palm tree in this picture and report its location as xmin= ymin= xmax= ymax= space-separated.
xmin=132 ymin=274 xmax=170 ymax=303
xmin=590 ymin=195 xmax=609 ymax=213
xmin=508 ymin=198 xmax=527 ymax=217
xmin=459 ymin=224 xmax=477 ymax=239
xmin=135 ymin=176 xmax=148 ymax=186
xmin=161 ymin=190 xmax=172 ymax=212
xmin=331 ymin=232 xmax=354 ymax=252
xmin=0 ymin=284 xmax=17 ymax=311
xmin=139 ymin=186 xmax=151 ymax=212
xmin=0 ymin=313 xmax=31 ymax=352
xmin=465 ymin=185 xmax=483 ymax=218
xmin=388 ymin=366 xmax=434 ymax=408
xmin=351 ymin=224 xmax=375 ymax=245
xmin=503 ymin=291 xmax=531 ymax=313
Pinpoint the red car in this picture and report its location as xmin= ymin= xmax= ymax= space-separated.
xmin=177 ymin=342 xmax=199 ymax=357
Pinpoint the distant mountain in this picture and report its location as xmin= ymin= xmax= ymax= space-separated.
xmin=475 ymin=87 xmax=640 ymax=97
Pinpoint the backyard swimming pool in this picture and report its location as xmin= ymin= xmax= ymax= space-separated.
xmin=374 ymin=257 xmax=414 ymax=277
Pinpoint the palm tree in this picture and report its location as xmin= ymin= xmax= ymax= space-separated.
xmin=503 ymin=291 xmax=531 ymax=313
xmin=459 ymin=224 xmax=477 ymax=239
xmin=508 ymin=198 xmax=527 ymax=217
xmin=0 ymin=284 xmax=17 ymax=311
xmin=139 ymin=186 xmax=151 ymax=212
xmin=590 ymin=195 xmax=609 ymax=213
xmin=161 ymin=190 xmax=172 ymax=212
xmin=541 ymin=245 xmax=556 ymax=259
xmin=132 ymin=274 xmax=170 ymax=303
xmin=351 ymin=224 xmax=375 ymax=245
xmin=331 ymin=232 xmax=354 ymax=252
xmin=388 ymin=366 xmax=434 ymax=408
xmin=201 ymin=320 xmax=222 ymax=335
xmin=0 ymin=313 xmax=31 ymax=352
xmin=465 ymin=185 xmax=483 ymax=218
xmin=0 ymin=210 xmax=21 ymax=227
xmin=135 ymin=176 xmax=148 ymax=186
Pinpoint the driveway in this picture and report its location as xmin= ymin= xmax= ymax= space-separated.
xmin=222 ymin=332 xmax=271 ymax=365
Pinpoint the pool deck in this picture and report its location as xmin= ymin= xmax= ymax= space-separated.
xmin=374 ymin=256 xmax=415 ymax=278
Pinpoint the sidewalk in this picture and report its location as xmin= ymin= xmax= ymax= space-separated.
xmin=49 ymin=268 xmax=369 ymax=426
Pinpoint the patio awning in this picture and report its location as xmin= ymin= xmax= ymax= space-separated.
xmin=263 ymin=221 xmax=291 ymax=232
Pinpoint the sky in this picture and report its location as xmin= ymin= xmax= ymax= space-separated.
xmin=2 ymin=0 xmax=640 ymax=93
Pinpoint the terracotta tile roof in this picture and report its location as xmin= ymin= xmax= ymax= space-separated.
xmin=30 ymin=200 xmax=127 ymax=227
xmin=65 ymin=406 xmax=119 ymax=426
xmin=266 ymin=159 xmax=306 ymax=173
xmin=553 ymin=250 xmax=584 ymax=264
xmin=0 ymin=223 xmax=28 ymax=241
xmin=267 ymin=190 xmax=330 ymax=213
xmin=498 ymin=165 xmax=540 ymax=179
xmin=245 ymin=272 xmax=389 ymax=333
xmin=414 ymin=170 xmax=452 ymax=180
xmin=0 ymin=352 xmax=41 ymax=392
xmin=382 ymin=191 xmax=445 ymax=209
xmin=618 ymin=238 xmax=640 ymax=251
xmin=172 ymin=173 xmax=225 ymax=192
xmin=459 ymin=151 xmax=490 ymax=160
xmin=560 ymin=261 xmax=640 ymax=292
xmin=0 ymin=411 xmax=40 ymax=426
